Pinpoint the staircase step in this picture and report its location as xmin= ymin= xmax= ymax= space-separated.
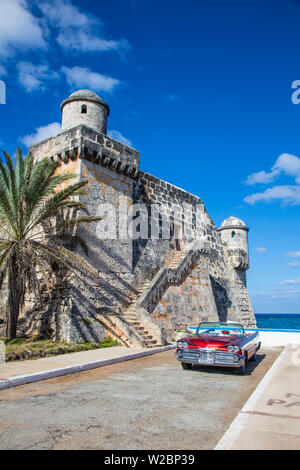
xmin=145 ymin=340 xmax=158 ymax=346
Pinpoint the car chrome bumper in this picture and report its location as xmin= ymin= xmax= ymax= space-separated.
xmin=175 ymin=350 xmax=245 ymax=368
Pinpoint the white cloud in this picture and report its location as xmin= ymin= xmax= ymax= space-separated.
xmin=245 ymin=169 xmax=280 ymax=185
xmin=286 ymin=261 xmax=300 ymax=267
xmin=17 ymin=61 xmax=59 ymax=92
xmin=108 ymin=130 xmax=132 ymax=147
xmin=61 ymin=66 xmax=121 ymax=93
xmin=279 ymin=277 xmax=300 ymax=285
xmin=39 ymin=0 xmax=129 ymax=55
xmin=255 ymin=247 xmax=267 ymax=252
xmin=244 ymin=154 xmax=300 ymax=205
xmin=39 ymin=0 xmax=90 ymax=28
xmin=286 ymin=251 xmax=300 ymax=258
xmin=245 ymin=153 xmax=300 ymax=186
xmin=21 ymin=122 xmax=61 ymax=147
xmin=58 ymin=32 xmax=129 ymax=54
xmin=244 ymin=185 xmax=300 ymax=205
xmin=0 ymin=0 xmax=46 ymax=58
xmin=274 ymin=153 xmax=300 ymax=184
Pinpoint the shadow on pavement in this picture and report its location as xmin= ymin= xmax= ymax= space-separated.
xmin=186 ymin=353 xmax=266 ymax=376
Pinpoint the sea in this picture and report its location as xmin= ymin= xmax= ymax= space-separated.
xmin=255 ymin=313 xmax=300 ymax=330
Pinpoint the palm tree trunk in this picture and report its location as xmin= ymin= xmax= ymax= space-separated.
xmin=4 ymin=261 xmax=24 ymax=340
xmin=4 ymin=303 xmax=17 ymax=339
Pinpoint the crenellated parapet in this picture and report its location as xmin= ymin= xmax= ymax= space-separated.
xmin=226 ymin=248 xmax=249 ymax=270
xmin=29 ymin=124 xmax=140 ymax=179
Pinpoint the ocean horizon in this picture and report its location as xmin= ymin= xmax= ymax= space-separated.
xmin=255 ymin=313 xmax=300 ymax=330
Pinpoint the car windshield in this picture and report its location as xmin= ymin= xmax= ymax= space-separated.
xmin=196 ymin=322 xmax=244 ymax=337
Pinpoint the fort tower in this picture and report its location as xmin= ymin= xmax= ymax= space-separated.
xmin=61 ymin=89 xmax=110 ymax=134
xmin=218 ymin=216 xmax=249 ymax=270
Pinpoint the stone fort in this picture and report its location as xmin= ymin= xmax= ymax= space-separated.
xmin=25 ymin=89 xmax=256 ymax=347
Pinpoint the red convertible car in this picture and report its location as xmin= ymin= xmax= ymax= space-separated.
xmin=175 ymin=321 xmax=260 ymax=375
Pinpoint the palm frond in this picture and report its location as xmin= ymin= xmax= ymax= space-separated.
xmin=24 ymin=179 xmax=89 ymax=235
xmin=0 ymin=148 xmax=98 ymax=339
xmin=32 ymin=241 xmax=98 ymax=279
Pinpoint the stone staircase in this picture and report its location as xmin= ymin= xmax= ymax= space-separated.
xmin=119 ymin=241 xmax=209 ymax=348
xmin=165 ymin=250 xmax=184 ymax=269
xmin=122 ymin=280 xmax=160 ymax=348
xmin=121 ymin=250 xmax=189 ymax=348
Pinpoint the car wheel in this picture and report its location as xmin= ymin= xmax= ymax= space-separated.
xmin=181 ymin=362 xmax=192 ymax=370
xmin=235 ymin=361 xmax=246 ymax=375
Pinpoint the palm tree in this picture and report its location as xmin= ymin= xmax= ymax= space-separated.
xmin=0 ymin=148 xmax=99 ymax=339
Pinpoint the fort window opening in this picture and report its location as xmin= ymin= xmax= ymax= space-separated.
xmin=231 ymin=231 xmax=236 ymax=238
xmin=81 ymin=105 xmax=87 ymax=114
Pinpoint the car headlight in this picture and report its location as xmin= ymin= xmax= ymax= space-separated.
xmin=177 ymin=341 xmax=189 ymax=349
xmin=227 ymin=345 xmax=240 ymax=352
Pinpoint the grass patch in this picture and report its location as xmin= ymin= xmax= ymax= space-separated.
xmin=98 ymin=337 xmax=119 ymax=348
xmin=4 ymin=336 xmax=121 ymax=362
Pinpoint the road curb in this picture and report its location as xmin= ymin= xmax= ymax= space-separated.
xmin=0 ymin=344 xmax=176 ymax=391
xmin=214 ymin=346 xmax=287 ymax=450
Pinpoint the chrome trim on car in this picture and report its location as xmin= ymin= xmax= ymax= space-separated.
xmin=175 ymin=348 xmax=245 ymax=368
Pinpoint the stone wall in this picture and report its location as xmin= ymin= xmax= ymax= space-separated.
xmin=63 ymin=158 xmax=137 ymax=343
xmin=130 ymin=171 xmax=256 ymax=338
xmin=23 ymin=123 xmax=256 ymax=344
xmin=151 ymin=254 xmax=219 ymax=338
xmin=27 ymin=125 xmax=141 ymax=343
xmin=132 ymin=171 xmax=207 ymax=283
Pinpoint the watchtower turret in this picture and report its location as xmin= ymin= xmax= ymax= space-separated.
xmin=61 ymin=89 xmax=109 ymax=134
xmin=218 ymin=216 xmax=249 ymax=270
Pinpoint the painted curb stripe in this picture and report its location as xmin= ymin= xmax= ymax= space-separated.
xmin=0 ymin=344 xmax=176 ymax=391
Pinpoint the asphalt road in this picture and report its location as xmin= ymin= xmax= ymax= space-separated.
xmin=0 ymin=347 xmax=281 ymax=450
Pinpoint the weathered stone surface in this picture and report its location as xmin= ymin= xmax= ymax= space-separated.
xmin=61 ymin=90 xmax=109 ymax=134
xmin=16 ymin=91 xmax=256 ymax=345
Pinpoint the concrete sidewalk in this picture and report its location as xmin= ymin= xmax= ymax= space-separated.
xmin=0 ymin=344 xmax=175 ymax=390
xmin=216 ymin=346 xmax=300 ymax=450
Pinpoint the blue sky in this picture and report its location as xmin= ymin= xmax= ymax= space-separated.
xmin=0 ymin=0 xmax=300 ymax=313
